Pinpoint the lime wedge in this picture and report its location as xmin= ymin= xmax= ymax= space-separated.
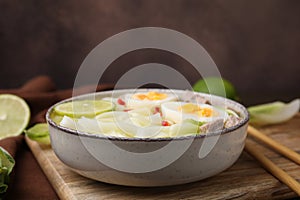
xmin=0 ymin=94 xmax=30 ymax=139
xmin=25 ymin=123 xmax=50 ymax=145
xmin=54 ymin=100 xmax=115 ymax=118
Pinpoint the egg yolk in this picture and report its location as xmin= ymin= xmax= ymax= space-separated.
xmin=178 ymin=103 xmax=215 ymax=117
xmin=133 ymin=91 xmax=167 ymax=101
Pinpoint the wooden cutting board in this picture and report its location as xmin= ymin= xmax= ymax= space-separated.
xmin=26 ymin=114 xmax=300 ymax=200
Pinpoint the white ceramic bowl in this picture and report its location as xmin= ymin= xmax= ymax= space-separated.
xmin=46 ymin=89 xmax=249 ymax=187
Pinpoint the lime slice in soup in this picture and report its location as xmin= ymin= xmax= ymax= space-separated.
xmin=0 ymin=94 xmax=30 ymax=139
xmin=49 ymin=112 xmax=64 ymax=124
xmin=54 ymin=100 xmax=115 ymax=118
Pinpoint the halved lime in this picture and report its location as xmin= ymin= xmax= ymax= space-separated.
xmin=0 ymin=94 xmax=30 ymax=139
xmin=54 ymin=100 xmax=115 ymax=118
xmin=25 ymin=123 xmax=50 ymax=145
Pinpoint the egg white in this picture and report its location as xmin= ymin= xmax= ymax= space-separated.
xmin=161 ymin=102 xmax=228 ymax=124
xmin=123 ymin=92 xmax=177 ymax=109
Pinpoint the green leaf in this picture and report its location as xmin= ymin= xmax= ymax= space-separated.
xmin=248 ymin=99 xmax=300 ymax=125
xmin=0 ymin=147 xmax=15 ymax=194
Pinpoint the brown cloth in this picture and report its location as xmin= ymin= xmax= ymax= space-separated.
xmin=0 ymin=76 xmax=114 ymax=199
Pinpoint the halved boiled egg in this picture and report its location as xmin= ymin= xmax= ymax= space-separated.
xmin=123 ymin=91 xmax=177 ymax=109
xmin=161 ymin=102 xmax=227 ymax=123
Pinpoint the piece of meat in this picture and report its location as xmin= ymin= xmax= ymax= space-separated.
xmin=225 ymin=115 xmax=241 ymax=128
xmin=199 ymin=119 xmax=224 ymax=133
xmin=182 ymin=90 xmax=209 ymax=104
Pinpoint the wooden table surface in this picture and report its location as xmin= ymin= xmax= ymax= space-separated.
xmin=26 ymin=114 xmax=300 ymax=200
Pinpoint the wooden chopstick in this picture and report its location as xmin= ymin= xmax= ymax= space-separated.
xmin=247 ymin=125 xmax=300 ymax=165
xmin=244 ymin=140 xmax=300 ymax=196
xmin=246 ymin=125 xmax=300 ymax=196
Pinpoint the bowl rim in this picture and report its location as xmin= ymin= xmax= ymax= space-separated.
xmin=46 ymin=88 xmax=249 ymax=141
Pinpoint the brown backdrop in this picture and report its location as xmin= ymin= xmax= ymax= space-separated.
xmin=1 ymin=0 xmax=300 ymax=106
